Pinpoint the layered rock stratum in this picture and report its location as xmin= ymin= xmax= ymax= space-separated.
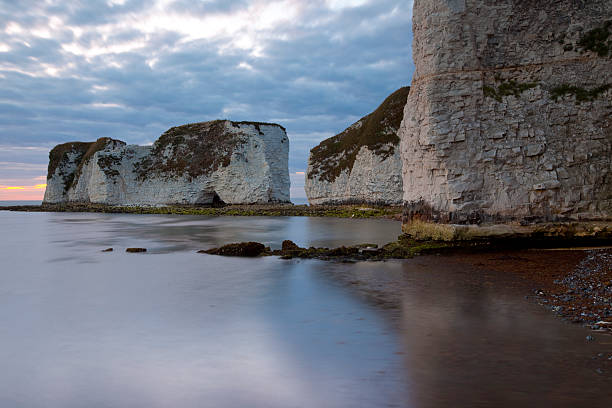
xmin=43 ymin=120 xmax=290 ymax=205
xmin=305 ymin=87 xmax=408 ymax=205
xmin=400 ymin=0 xmax=612 ymax=231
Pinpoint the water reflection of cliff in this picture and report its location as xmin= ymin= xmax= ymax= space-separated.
xmin=395 ymin=257 xmax=609 ymax=407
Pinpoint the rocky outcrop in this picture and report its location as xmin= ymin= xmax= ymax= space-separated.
xmin=305 ymin=87 xmax=408 ymax=205
xmin=43 ymin=120 xmax=290 ymax=205
xmin=400 ymin=0 xmax=612 ymax=233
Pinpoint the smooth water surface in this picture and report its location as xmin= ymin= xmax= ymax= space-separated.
xmin=0 ymin=212 xmax=405 ymax=408
xmin=0 ymin=200 xmax=42 ymax=206
xmin=1 ymin=211 xmax=610 ymax=407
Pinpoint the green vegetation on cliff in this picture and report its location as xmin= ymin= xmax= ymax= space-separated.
xmin=134 ymin=120 xmax=241 ymax=181
xmin=578 ymin=20 xmax=612 ymax=57
xmin=308 ymin=86 xmax=409 ymax=183
xmin=47 ymin=138 xmax=121 ymax=192
xmin=231 ymin=121 xmax=286 ymax=133
xmin=48 ymin=142 xmax=88 ymax=180
xmin=483 ymin=80 xmax=611 ymax=104
xmin=74 ymin=138 xmax=122 ymax=181
xmin=550 ymin=83 xmax=612 ymax=103
xmin=482 ymin=81 xmax=538 ymax=102
xmin=134 ymin=120 xmax=284 ymax=181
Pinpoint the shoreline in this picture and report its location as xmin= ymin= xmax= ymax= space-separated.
xmin=3 ymin=208 xmax=611 ymax=382
xmin=329 ymin=248 xmax=612 ymax=379
xmin=200 ymin=238 xmax=612 ymax=336
xmin=0 ymin=203 xmax=404 ymax=220
xmin=196 ymin=233 xmax=612 ymax=344
xmin=4 ymin=205 xmax=611 ymax=349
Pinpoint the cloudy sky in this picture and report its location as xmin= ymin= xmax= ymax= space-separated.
xmin=0 ymin=0 xmax=413 ymax=201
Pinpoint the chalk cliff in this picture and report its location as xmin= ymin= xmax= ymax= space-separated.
xmin=43 ymin=120 xmax=290 ymax=205
xmin=400 ymin=0 xmax=612 ymax=231
xmin=305 ymin=87 xmax=408 ymax=205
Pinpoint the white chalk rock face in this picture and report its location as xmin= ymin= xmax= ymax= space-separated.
xmin=43 ymin=120 xmax=290 ymax=205
xmin=400 ymin=0 xmax=612 ymax=225
xmin=305 ymin=87 xmax=408 ymax=205
xmin=306 ymin=144 xmax=403 ymax=205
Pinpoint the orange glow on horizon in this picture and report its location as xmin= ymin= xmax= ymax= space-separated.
xmin=0 ymin=183 xmax=47 ymax=201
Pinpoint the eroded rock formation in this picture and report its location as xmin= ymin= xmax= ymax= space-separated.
xmin=401 ymin=0 xmax=612 ymax=232
xmin=305 ymin=87 xmax=408 ymax=205
xmin=43 ymin=120 xmax=290 ymax=205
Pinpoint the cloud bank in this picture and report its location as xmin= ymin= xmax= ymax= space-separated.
xmin=0 ymin=0 xmax=413 ymax=200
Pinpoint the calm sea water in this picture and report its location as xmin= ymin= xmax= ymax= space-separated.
xmin=291 ymin=197 xmax=309 ymax=205
xmin=0 ymin=200 xmax=42 ymax=206
xmin=0 ymin=211 xmax=406 ymax=408
xmin=0 ymin=211 xmax=609 ymax=407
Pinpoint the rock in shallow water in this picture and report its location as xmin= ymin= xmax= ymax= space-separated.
xmin=199 ymin=235 xmax=454 ymax=260
xmin=200 ymin=242 xmax=266 ymax=257
xmin=281 ymin=240 xmax=301 ymax=251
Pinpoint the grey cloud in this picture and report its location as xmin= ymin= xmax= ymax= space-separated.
xmin=0 ymin=0 xmax=412 ymax=193
xmin=168 ymin=0 xmax=251 ymax=14
xmin=47 ymin=0 xmax=151 ymax=26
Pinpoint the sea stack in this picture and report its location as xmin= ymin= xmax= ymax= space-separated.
xmin=305 ymin=87 xmax=408 ymax=205
xmin=400 ymin=0 xmax=611 ymax=238
xmin=43 ymin=120 xmax=290 ymax=205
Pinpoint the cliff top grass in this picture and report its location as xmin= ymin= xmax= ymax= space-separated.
xmin=230 ymin=121 xmax=286 ymax=133
xmin=47 ymin=141 xmax=92 ymax=180
xmin=134 ymin=119 xmax=284 ymax=181
xmin=74 ymin=137 xmax=123 ymax=179
xmin=47 ymin=137 xmax=123 ymax=192
xmin=136 ymin=120 xmax=244 ymax=180
xmin=308 ymin=86 xmax=409 ymax=183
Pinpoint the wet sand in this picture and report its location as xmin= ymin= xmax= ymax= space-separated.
xmin=327 ymin=249 xmax=612 ymax=407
